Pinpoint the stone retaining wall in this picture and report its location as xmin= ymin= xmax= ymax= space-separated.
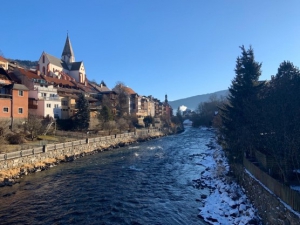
xmin=0 ymin=130 xmax=164 ymax=185
xmin=233 ymin=164 xmax=300 ymax=225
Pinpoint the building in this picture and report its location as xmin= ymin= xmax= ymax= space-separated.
xmin=0 ymin=83 xmax=29 ymax=127
xmin=89 ymin=81 xmax=118 ymax=115
xmin=0 ymin=56 xmax=8 ymax=71
xmin=0 ymin=68 xmax=12 ymax=85
xmin=13 ymin=68 xmax=61 ymax=119
xmin=112 ymin=84 xmax=136 ymax=116
xmin=37 ymin=34 xmax=87 ymax=84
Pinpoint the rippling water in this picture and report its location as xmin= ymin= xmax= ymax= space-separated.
xmin=0 ymin=128 xmax=214 ymax=225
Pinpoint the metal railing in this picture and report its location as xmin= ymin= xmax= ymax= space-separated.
xmin=0 ymin=94 xmax=12 ymax=99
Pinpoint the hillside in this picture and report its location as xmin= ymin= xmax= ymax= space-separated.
xmin=169 ymin=89 xmax=229 ymax=111
xmin=9 ymin=59 xmax=37 ymax=69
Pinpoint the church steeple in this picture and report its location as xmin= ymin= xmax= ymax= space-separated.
xmin=61 ymin=33 xmax=75 ymax=64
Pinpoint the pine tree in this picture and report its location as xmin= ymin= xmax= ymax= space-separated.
xmin=98 ymin=105 xmax=113 ymax=129
xmin=74 ymin=93 xmax=90 ymax=130
xmin=261 ymin=61 xmax=300 ymax=182
xmin=220 ymin=46 xmax=262 ymax=162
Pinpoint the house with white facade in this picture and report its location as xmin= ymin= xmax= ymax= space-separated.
xmin=29 ymin=85 xmax=61 ymax=119
xmin=13 ymin=68 xmax=61 ymax=119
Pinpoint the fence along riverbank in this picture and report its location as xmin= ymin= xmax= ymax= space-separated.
xmin=0 ymin=128 xmax=164 ymax=185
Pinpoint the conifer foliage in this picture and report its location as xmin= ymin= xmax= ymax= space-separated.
xmin=220 ymin=46 xmax=262 ymax=162
xmin=74 ymin=93 xmax=90 ymax=130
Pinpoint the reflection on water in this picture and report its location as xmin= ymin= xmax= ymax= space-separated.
xmin=0 ymin=128 xmax=213 ymax=225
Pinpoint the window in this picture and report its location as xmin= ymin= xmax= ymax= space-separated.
xmin=54 ymin=104 xmax=59 ymax=108
xmin=18 ymin=108 xmax=23 ymax=114
xmin=43 ymin=55 xmax=45 ymax=63
xmin=18 ymin=90 xmax=23 ymax=96
xmin=47 ymin=104 xmax=51 ymax=108
xmin=3 ymin=107 xmax=8 ymax=113
xmin=62 ymin=101 xmax=68 ymax=106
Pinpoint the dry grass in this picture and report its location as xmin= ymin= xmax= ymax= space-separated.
xmin=56 ymin=155 xmax=65 ymax=161
xmin=0 ymin=145 xmax=22 ymax=153
xmin=38 ymin=135 xmax=59 ymax=141
xmin=0 ymin=168 xmax=20 ymax=180
xmin=0 ymin=158 xmax=59 ymax=181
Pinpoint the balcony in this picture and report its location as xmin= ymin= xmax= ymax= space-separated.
xmin=90 ymin=102 xmax=101 ymax=109
xmin=34 ymin=86 xmax=57 ymax=92
xmin=70 ymin=104 xmax=77 ymax=109
xmin=0 ymin=94 xmax=12 ymax=99
xmin=38 ymin=96 xmax=60 ymax=101
xmin=29 ymin=104 xmax=38 ymax=109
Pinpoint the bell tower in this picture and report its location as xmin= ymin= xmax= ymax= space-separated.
xmin=61 ymin=33 xmax=75 ymax=67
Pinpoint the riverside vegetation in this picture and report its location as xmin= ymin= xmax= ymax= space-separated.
xmin=190 ymin=45 xmax=300 ymax=186
xmin=188 ymin=46 xmax=300 ymax=224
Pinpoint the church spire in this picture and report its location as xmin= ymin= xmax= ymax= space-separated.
xmin=61 ymin=33 xmax=75 ymax=64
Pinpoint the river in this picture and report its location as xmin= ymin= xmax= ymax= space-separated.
xmin=0 ymin=128 xmax=214 ymax=225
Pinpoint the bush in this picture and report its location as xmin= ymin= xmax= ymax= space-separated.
xmin=6 ymin=133 xmax=25 ymax=144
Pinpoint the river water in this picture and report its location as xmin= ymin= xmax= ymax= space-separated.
xmin=0 ymin=128 xmax=214 ymax=225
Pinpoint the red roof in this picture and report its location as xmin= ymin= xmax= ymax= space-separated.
xmin=0 ymin=56 xmax=8 ymax=62
xmin=18 ymin=68 xmax=41 ymax=79
xmin=123 ymin=86 xmax=136 ymax=95
xmin=43 ymin=75 xmax=75 ymax=86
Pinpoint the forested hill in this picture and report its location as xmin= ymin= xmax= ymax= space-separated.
xmin=9 ymin=59 xmax=38 ymax=69
xmin=169 ymin=89 xmax=229 ymax=111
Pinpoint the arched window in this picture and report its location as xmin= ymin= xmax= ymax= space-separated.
xmin=42 ymin=66 xmax=45 ymax=75
xmin=43 ymin=55 xmax=45 ymax=63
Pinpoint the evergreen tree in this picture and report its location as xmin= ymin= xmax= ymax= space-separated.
xmin=74 ymin=93 xmax=90 ymax=130
xmin=98 ymin=105 xmax=113 ymax=128
xmin=143 ymin=116 xmax=154 ymax=127
xmin=220 ymin=46 xmax=262 ymax=162
xmin=100 ymin=80 xmax=107 ymax=86
xmin=261 ymin=61 xmax=300 ymax=182
xmin=176 ymin=107 xmax=184 ymax=124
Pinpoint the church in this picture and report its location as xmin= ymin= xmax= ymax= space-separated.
xmin=37 ymin=34 xmax=87 ymax=84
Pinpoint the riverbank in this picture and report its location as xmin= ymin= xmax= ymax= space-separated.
xmin=0 ymin=129 xmax=168 ymax=187
xmin=195 ymin=128 xmax=261 ymax=225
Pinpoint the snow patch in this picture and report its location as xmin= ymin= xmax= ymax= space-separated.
xmin=196 ymin=136 xmax=261 ymax=224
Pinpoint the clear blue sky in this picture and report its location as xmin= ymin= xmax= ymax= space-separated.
xmin=2 ymin=1 xmax=300 ymax=101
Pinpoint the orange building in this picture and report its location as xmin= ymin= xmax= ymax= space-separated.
xmin=0 ymin=83 xmax=29 ymax=122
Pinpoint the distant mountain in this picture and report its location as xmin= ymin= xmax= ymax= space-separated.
xmin=169 ymin=90 xmax=229 ymax=111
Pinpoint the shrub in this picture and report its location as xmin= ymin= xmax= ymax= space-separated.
xmin=6 ymin=133 xmax=25 ymax=144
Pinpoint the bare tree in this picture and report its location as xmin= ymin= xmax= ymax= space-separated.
xmin=0 ymin=120 xmax=10 ymax=145
xmin=117 ymin=118 xmax=128 ymax=133
xmin=103 ymin=121 xmax=117 ymax=135
xmin=24 ymin=114 xmax=44 ymax=140
xmin=113 ymin=82 xmax=129 ymax=117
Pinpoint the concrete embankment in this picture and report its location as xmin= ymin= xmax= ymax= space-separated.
xmin=0 ymin=130 xmax=165 ymax=187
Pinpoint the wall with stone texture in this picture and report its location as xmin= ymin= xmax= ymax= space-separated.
xmin=233 ymin=164 xmax=300 ymax=225
xmin=0 ymin=129 xmax=163 ymax=172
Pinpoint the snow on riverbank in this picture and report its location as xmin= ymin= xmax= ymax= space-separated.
xmin=196 ymin=131 xmax=261 ymax=225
